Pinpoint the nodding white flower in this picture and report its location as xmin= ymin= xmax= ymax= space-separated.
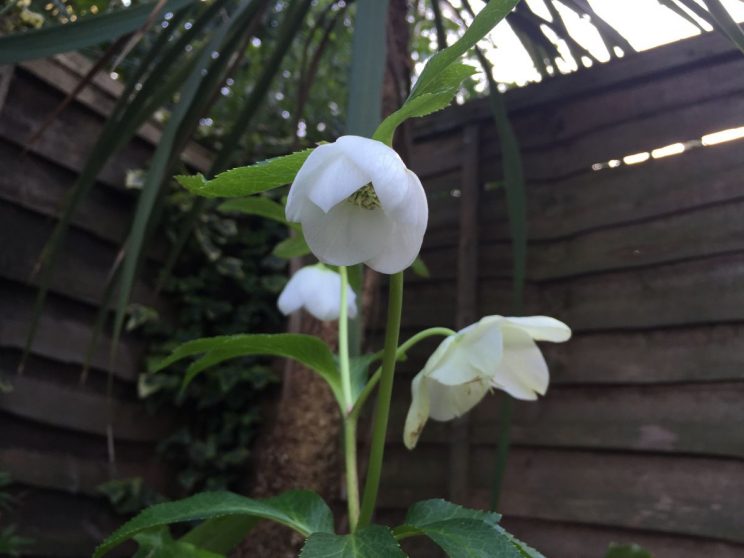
xmin=285 ymin=135 xmax=428 ymax=274
xmin=403 ymin=316 xmax=571 ymax=449
xmin=277 ymin=265 xmax=357 ymax=322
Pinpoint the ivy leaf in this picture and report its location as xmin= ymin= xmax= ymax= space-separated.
xmin=153 ymin=334 xmax=343 ymax=404
xmin=175 ymin=148 xmax=314 ymax=199
xmin=373 ymin=64 xmax=475 ymax=144
xmin=94 ymin=491 xmax=334 ymax=558
xmin=218 ymin=197 xmax=287 ymax=224
xmin=300 ymin=525 xmax=406 ymax=558
xmin=394 ymin=499 xmax=528 ymax=558
xmin=273 ymin=235 xmax=311 ymax=259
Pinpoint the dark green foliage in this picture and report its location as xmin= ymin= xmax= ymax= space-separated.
xmin=0 ymin=472 xmax=33 ymax=557
xmin=136 ymin=191 xmax=287 ymax=493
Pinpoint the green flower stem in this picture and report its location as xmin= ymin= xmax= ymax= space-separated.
xmin=358 ymin=271 xmax=404 ymax=528
xmin=348 ymin=326 xmax=457 ymax=422
xmin=344 ymin=416 xmax=361 ymax=531
xmin=338 ymin=266 xmax=353 ymax=409
xmin=339 ymin=266 xmax=361 ymax=531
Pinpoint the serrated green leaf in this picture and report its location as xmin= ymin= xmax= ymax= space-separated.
xmin=273 ymin=235 xmax=311 ymax=259
xmin=394 ymin=500 xmax=526 ymax=558
xmin=176 ymin=149 xmax=314 ymax=199
xmin=373 ymin=64 xmax=475 ymax=144
xmin=218 ymin=197 xmax=287 ymax=224
xmin=0 ymin=0 xmax=198 ymax=64
xmin=605 ymin=543 xmax=654 ymax=558
xmin=410 ymin=0 xmax=519 ymax=99
xmin=153 ymin=333 xmax=342 ymax=404
xmin=300 ymin=525 xmax=406 ymax=558
xmin=94 ymin=490 xmax=334 ymax=558
xmin=404 ymin=499 xmax=502 ymax=527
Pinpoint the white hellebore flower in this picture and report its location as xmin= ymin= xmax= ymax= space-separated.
xmin=277 ymin=265 xmax=357 ymax=322
xmin=285 ymin=135 xmax=428 ymax=274
xmin=403 ymin=315 xmax=571 ymax=449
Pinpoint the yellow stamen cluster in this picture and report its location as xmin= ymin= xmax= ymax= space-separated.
xmin=347 ymin=184 xmax=381 ymax=210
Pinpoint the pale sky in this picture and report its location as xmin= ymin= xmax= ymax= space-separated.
xmin=430 ymin=0 xmax=744 ymax=87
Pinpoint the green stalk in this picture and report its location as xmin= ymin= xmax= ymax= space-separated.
xmin=339 ymin=266 xmax=360 ymax=531
xmin=339 ymin=266 xmax=353 ymax=408
xmin=349 ymin=326 xmax=456 ymax=422
xmin=358 ymin=272 xmax=404 ymax=528
xmin=344 ymin=417 xmax=360 ymax=532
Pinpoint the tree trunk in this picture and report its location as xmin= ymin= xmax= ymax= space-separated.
xmin=234 ymin=314 xmax=341 ymax=557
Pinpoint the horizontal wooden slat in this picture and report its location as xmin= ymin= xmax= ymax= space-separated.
xmin=374 ymin=322 xmax=744 ymax=386
xmin=412 ymin=32 xmax=737 ymax=139
xmin=0 ymin=447 xmax=170 ymax=496
xmin=22 ymin=55 xmax=211 ymax=171
xmin=412 ymin=89 xmax=744 ymax=181
xmin=0 ymin=71 xmax=154 ymax=188
xmin=380 ymin=448 xmax=744 ymax=543
xmin=0 ymin=285 xmax=141 ymax=381
xmin=501 ymin=517 xmax=744 ymax=558
xmin=0 ymin=201 xmax=158 ymax=307
xmin=384 ymin=383 xmax=744 ymax=458
xmin=423 ymin=139 xmax=744 ymax=247
xmin=393 ymin=252 xmax=744 ymax=331
xmin=0 ymin=375 xmax=175 ymax=441
xmin=0 ymin=139 xmax=132 ymax=244
xmin=0 ymin=410 xmax=155 ymax=461
xmin=421 ymin=193 xmax=744 ymax=283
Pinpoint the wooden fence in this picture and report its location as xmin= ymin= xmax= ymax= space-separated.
xmin=0 ymin=55 xmax=208 ymax=557
xmin=377 ymin=32 xmax=744 ymax=557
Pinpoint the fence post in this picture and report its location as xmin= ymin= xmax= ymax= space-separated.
xmin=449 ymin=123 xmax=480 ymax=503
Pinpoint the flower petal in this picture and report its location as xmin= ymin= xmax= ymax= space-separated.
xmin=427 ymin=376 xmax=491 ymax=421
xmin=365 ymin=171 xmax=428 ymax=273
xmin=306 ymin=154 xmax=370 ymax=213
xmin=277 ymin=282 xmax=303 ymax=316
xmin=300 ymin=202 xmax=392 ymax=266
xmin=502 ymin=316 xmax=572 ymax=342
xmin=491 ymin=327 xmax=549 ymax=400
xmin=335 ymin=136 xmax=409 ymax=210
xmin=286 ymin=143 xmax=338 ymax=221
xmin=403 ymin=373 xmax=431 ymax=450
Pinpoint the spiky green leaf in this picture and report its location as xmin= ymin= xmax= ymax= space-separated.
xmin=300 ymin=525 xmax=406 ymax=558
xmin=94 ymin=491 xmax=334 ymax=558
xmin=176 ymin=149 xmax=314 ymax=199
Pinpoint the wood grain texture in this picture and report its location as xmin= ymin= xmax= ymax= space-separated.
xmin=378 ymin=32 xmax=744 ymax=553
xmin=0 ymin=375 xmax=175 ymax=442
xmin=0 ymin=71 xmax=155 ymax=188
xmin=412 ymin=32 xmax=738 ymax=138
xmin=500 ymin=517 xmax=744 ymax=558
xmin=384 ymin=382 xmax=744 ymax=458
xmin=0 ymin=447 xmax=171 ymax=497
xmin=0 ymin=138 xmax=132 ymax=244
xmin=0 ymin=201 xmax=158 ymax=307
xmin=0 ymin=284 xmax=141 ymax=381
xmin=423 ymin=139 xmax=744 ymax=247
xmin=380 ymin=448 xmax=744 ymax=543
